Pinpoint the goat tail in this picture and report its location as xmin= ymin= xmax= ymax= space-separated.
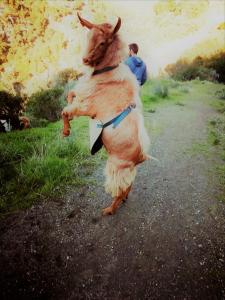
xmin=145 ymin=154 xmax=159 ymax=162
xmin=104 ymin=158 xmax=136 ymax=197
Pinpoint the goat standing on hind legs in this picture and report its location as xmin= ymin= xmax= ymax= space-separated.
xmin=62 ymin=13 xmax=150 ymax=216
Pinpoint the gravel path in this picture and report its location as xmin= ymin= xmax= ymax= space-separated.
xmin=0 ymin=94 xmax=224 ymax=300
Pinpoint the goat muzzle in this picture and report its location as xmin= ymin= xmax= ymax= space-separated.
xmin=83 ymin=57 xmax=90 ymax=65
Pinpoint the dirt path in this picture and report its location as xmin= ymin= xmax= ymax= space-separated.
xmin=0 ymin=93 xmax=224 ymax=300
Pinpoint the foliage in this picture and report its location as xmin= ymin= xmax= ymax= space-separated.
xmin=210 ymin=116 xmax=225 ymax=147
xmin=28 ymin=116 xmax=49 ymax=128
xmin=0 ymin=0 xmax=108 ymax=94
xmin=152 ymin=82 xmax=169 ymax=98
xmin=166 ymin=52 xmax=225 ymax=83
xmin=154 ymin=0 xmax=208 ymax=18
xmin=209 ymin=109 xmax=225 ymax=196
xmin=56 ymin=68 xmax=81 ymax=86
xmin=26 ymin=87 xmax=64 ymax=123
xmin=141 ymin=79 xmax=171 ymax=109
xmin=204 ymin=52 xmax=225 ymax=83
xmin=0 ymin=90 xmax=24 ymax=130
xmin=215 ymin=89 xmax=225 ymax=100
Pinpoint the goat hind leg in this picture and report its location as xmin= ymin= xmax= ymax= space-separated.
xmin=102 ymin=192 xmax=125 ymax=216
xmin=122 ymin=184 xmax=132 ymax=203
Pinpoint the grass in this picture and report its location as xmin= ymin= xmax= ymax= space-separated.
xmin=0 ymin=117 xmax=105 ymax=217
xmin=209 ymin=85 xmax=225 ymax=160
xmin=208 ymin=109 xmax=225 ymax=200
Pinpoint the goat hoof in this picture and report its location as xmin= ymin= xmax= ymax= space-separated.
xmin=102 ymin=207 xmax=114 ymax=216
xmin=63 ymin=130 xmax=70 ymax=137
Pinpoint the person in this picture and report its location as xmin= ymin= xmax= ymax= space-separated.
xmin=124 ymin=43 xmax=147 ymax=86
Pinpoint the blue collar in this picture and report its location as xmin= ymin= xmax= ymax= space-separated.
xmin=97 ymin=104 xmax=136 ymax=129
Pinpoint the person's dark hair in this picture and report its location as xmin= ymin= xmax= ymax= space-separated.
xmin=129 ymin=43 xmax=139 ymax=54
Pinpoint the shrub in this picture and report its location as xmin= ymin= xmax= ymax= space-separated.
xmin=166 ymin=51 xmax=225 ymax=83
xmin=169 ymin=80 xmax=180 ymax=88
xmin=152 ymin=82 xmax=169 ymax=98
xmin=56 ymin=68 xmax=80 ymax=86
xmin=178 ymin=85 xmax=189 ymax=93
xmin=204 ymin=52 xmax=225 ymax=83
xmin=215 ymin=89 xmax=225 ymax=100
xmin=26 ymin=87 xmax=64 ymax=122
xmin=28 ymin=116 xmax=49 ymax=128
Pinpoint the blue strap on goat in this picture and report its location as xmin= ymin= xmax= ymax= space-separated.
xmin=90 ymin=103 xmax=136 ymax=155
xmin=97 ymin=103 xmax=136 ymax=129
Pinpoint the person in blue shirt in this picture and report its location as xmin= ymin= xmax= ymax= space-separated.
xmin=124 ymin=43 xmax=147 ymax=86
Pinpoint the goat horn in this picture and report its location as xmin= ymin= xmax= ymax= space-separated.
xmin=112 ymin=17 xmax=121 ymax=35
xmin=77 ymin=13 xmax=95 ymax=30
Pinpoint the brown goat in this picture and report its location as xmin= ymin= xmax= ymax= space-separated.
xmin=62 ymin=14 xmax=150 ymax=215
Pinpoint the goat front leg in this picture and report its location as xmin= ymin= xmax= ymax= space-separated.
xmin=62 ymin=91 xmax=76 ymax=137
xmin=62 ymin=97 xmax=92 ymax=137
xmin=61 ymin=103 xmax=80 ymax=137
xmin=67 ymin=91 xmax=76 ymax=104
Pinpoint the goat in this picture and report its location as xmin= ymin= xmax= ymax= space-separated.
xmin=62 ymin=13 xmax=150 ymax=216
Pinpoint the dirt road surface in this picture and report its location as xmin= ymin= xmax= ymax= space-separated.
xmin=0 ymin=94 xmax=224 ymax=299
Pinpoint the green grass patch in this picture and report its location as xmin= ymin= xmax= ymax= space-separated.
xmin=141 ymin=78 xmax=191 ymax=111
xmin=209 ymin=115 xmax=225 ymax=156
xmin=0 ymin=117 xmax=105 ymax=217
xmin=209 ymin=92 xmax=225 ymax=201
xmin=210 ymin=100 xmax=225 ymax=113
xmin=187 ymin=141 xmax=212 ymax=158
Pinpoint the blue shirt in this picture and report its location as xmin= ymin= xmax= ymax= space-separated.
xmin=124 ymin=56 xmax=147 ymax=85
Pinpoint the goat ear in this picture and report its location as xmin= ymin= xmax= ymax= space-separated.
xmin=112 ymin=17 xmax=121 ymax=35
xmin=77 ymin=13 xmax=95 ymax=30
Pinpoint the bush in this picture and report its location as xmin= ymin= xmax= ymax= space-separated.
xmin=166 ymin=51 xmax=225 ymax=83
xmin=204 ymin=52 xmax=225 ymax=83
xmin=56 ymin=68 xmax=80 ymax=86
xmin=178 ymin=85 xmax=189 ymax=93
xmin=169 ymin=80 xmax=180 ymax=88
xmin=28 ymin=116 xmax=49 ymax=128
xmin=215 ymin=89 xmax=225 ymax=100
xmin=0 ymin=91 xmax=24 ymax=131
xmin=26 ymin=87 xmax=64 ymax=122
xmin=152 ymin=82 xmax=169 ymax=98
